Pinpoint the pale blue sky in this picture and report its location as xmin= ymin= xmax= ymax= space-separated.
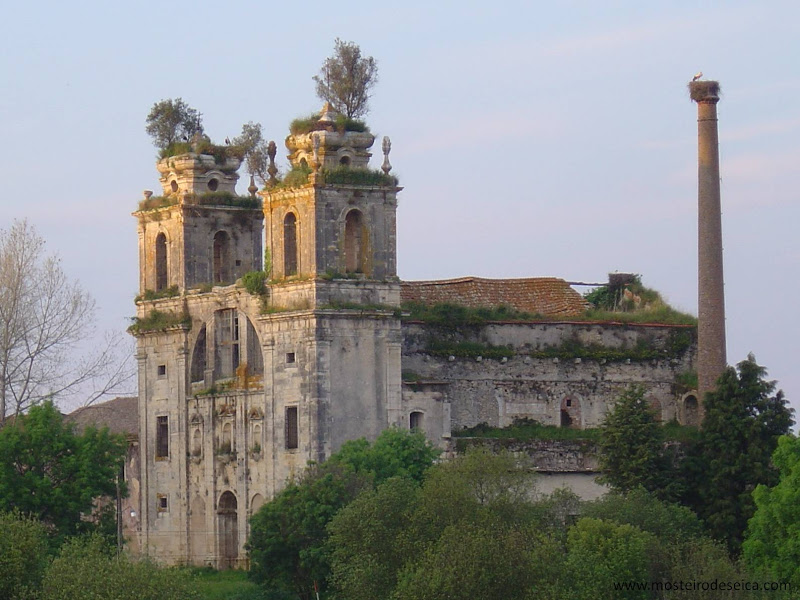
xmin=2 ymin=0 xmax=798 ymax=413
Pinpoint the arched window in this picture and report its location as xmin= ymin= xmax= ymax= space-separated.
xmin=191 ymin=325 xmax=207 ymax=384
xmin=217 ymin=492 xmax=238 ymax=569
xmin=213 ymin=231 xmax=231 ymax=284
xmin=344 ymin=210 xmax=365 ymax=273
xmin=284 ymin=213 xmax=298 ymax=276
xmin=155 ymin=233 xmax=168 ymax=291
xmin=684 ymin=395 xmax=699 ymax=427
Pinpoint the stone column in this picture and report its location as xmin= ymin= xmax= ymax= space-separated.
xmin=690 ymin=80 xmax=727 ymax=401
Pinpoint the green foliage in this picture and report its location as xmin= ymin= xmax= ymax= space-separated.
xmin=128 ymin=309 xmax=191 ymax=334
xmin=426 ymin=338 xmax=514 ymax=359
xmin=241 ymin=271 xmax=267 ymax=296
xmin=313 ymin=39 xmax=378 ymax=119
xmin=686 ymin=354 xmax=793 ymax=553
xmin=675 ymin=369 xmax=699 ymax=392
xmin=289 ymin=112 xmax=369 ymax=136
xmin=189 ymin=567 xmax=268 ymax=600
xmin=233 ymin=121 xmax=269 ymax=182
xmin=583 ymin=488 xmax=705 ymax=544
xmin=277 ymin=163 xmax=312 ymax=188
xmin=598 ymin=386 xmax=681 ymax=500
xmin=329 ymin=427 xmax=440 ymax=484
xmin=0 ymin=511 xmax=50 ymax=600
xmin=248 ymin=428 xmax=439 ymax=600
xmin=402 ymin=301 xmax=539 ymax=327
xmin=583 ymin=305 xmax=697 ymax=325
xmin=743 ymin=434 xmax=800 ymax=586
xmin=322 ymin=166 xmax=397 ymax=186
xmin=0 ymin=401 xmax=126 ymax=539
xmin=137 ymin=195 xmax=177 ymax=211
xmin=565 ymin=518 xmax=656 ymax=600
xmin=454 ymin=417 xmax=601 ymax=442
xmin=146 ymin=98 xmax=204 ymax=150
xmin=135 ymin=285 xmax=179 ymax=303
xmin=40 ymin=534 xmax=199 ymax=600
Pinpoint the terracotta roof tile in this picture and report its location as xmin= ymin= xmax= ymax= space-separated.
xmin=400 ymin=277 xmax=590 ymax=317
xmin=65 ymin=396 xmax=138 ymax=438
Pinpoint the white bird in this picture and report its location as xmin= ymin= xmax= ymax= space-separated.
xmin=692 ymin=72 xmax=703 ymax=81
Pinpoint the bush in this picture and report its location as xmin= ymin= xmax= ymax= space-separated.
xmin=0 ymin=512 xmax=50 ymax=600
xmin=241 ymin=271 xmax=267 ymax=296
xmin=40 ymin=534 xmax=199 ymax=600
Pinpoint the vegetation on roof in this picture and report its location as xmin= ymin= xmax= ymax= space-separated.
xmin=128 ymin=309 xmax=191 ymax=335
xmin=137 ymin=195 xmax=177 ymax=212
xmin=402 ymin=301 xmax=540 ymax=327
xmin=185 ymin=191 xmax=261 ymax=210
xmin=323 ymin=166 xmax=397 ymax=186
xmin=583 ymin=276 xmax=697 ymax=325
xmin=134 ymin=285 xmax=179 ymax=303
xmin=289 ymin=112 xmax=370 ymax=136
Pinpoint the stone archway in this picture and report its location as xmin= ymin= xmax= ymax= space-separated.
xmin=217 ymin=491 xmax=238 ymax=569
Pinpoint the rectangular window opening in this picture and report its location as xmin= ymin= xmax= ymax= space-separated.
xmin=286 ymin=352 xmax=296 ymax=364
xmin=157 ymin=364 xmax=166 ymax=377
xmin=157 ymin=494 xmax=168 ymax=512
xmin=286 ymin=406 xmax=298 ymax=450
xmin=156 ymin=416 xmax=169 ymax=459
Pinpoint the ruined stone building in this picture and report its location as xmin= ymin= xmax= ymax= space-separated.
xmin=74 ymin=107 xmax=697 ymax=567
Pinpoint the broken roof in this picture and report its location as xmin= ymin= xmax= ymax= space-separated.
xmin=400 ymin=277 xmax=590 ymax=317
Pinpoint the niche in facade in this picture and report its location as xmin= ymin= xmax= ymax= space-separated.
xmin=190 ymin=326 xmax=207 ymax=385
xmin=344 ymin=209 xmax=366 ymax=274
xmin=217 ymin=491 xmax=238 ymax=569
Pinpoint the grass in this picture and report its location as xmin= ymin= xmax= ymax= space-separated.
xmin=138 ymin=195 xmax=177 ymax=211
xmin=188 ymin=567 xmax=265 ymax=600
xmin=453 ymin=417 xmax=700 ymax=444
xmin=402 ymin=302 xmax=540 ymax=328
xmin=159 ymin=140 xmax=246 ymax=164
xmin=135 ymin=285 xmax=180 ymax=303
xmin=583 ymin=277 xmax=697 ymax=326
xmin=128 ymin=310 xmax=191 ymax=334
xmin=241 ymin=271 xmax=267 ymax=296
xmin=427 ymin=339 xmax=514 ymax=359
xmin=186 ymin=192 xmax=261 ymax=210
xmin=322 ymin=166 xmax=397 ymax=186
xmin=289 ymin=112 xmax=370 ymax=135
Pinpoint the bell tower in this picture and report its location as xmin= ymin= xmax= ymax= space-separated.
xmin=134 ymin=150 xmax=263 ymax=295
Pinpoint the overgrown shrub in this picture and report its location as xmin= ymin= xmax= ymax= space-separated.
xmin=241 ymin=271 xmax=267 ymax=296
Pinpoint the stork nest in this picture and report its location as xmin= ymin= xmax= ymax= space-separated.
xmin=688 ymin=80 xmax=721 ymax=102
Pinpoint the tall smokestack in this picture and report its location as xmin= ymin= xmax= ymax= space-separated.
xmin=690 ymin=79 xmax=727 ymax=401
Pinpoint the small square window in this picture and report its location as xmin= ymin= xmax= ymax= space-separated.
xmin=157 ymin=494 xmax=168 ymax=512
xmin=235 ymin=259 xmax=242 ymax=266
xmin=157 ymin=364 xmax=166 ymax=377
xmin=286 ymin=352 xmax=296 ymax=364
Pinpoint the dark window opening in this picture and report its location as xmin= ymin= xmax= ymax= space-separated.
xmin=566 ymin=398 xmax=572 ymax=407
xmin=286 ymin=352 xmax=296 ymax=364
xmin=157 ymin=364 xmax=166 ymax=377
xmin=156 ymin=416 xmax=169 ymax=459
xmin=155 ymin=233 xmax=168 ymax=291
xmin=207 ymin=178 xmax=219 ymax=191
xmin=339 ymin=156 xmax=351 ymax=166
xmin=284 ymin=213 xmax=298 ymax=276
xmin=191 ymin=326 xmax=207 ymax=383
xmin=286 ymin=407 xmax=298 ymax=450
xmin=157 ymin=494 xmax=168 ymax=512
xmin=213 ymin=231 xmax=231 ymax=284
xmin=410 ymin=411 xmax=424 ymax=430
xmin=560 ymin=410 xmax=572 ymax=428
xmin=684 ymin=395 xmax=699 ymax=427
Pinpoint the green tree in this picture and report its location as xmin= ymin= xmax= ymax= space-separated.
xmin=313 ymin=39 xmax=378 ymax=119
xmin=0 ymin=401 xmax=126 ymax=538
xmin=0 ymin=511 xmax=50 ymax=600
xmin=743 ymin=434 xmax=800 ymax=586
xmin=233 ymin=121 xmax=269 ymax=184
xmin=145 ymin=98 xmax=204 ymax=149
xmin=565 ymin=518 xmax=655 ymax=600
xmin=598 ymin=386 xmax=677 ymax=499
xmin=248 ymin=428 xmax=439 ymax=600
xmin=40 ymin=534 xmax=199 ymax=600
xmin=688 ymin=355 xmax=793 ymax=552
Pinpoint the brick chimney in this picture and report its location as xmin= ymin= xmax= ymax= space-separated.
xmin=690 ymin=79 xmax=727 ymax=401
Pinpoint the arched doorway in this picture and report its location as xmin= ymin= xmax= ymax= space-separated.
xmin=684 ymin=395 xmax=699 ymax=426
xmin=217 ymin=491 xmax=238 ymax=569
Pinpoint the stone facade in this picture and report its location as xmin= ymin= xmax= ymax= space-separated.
xmin=128 ymin=110 xmax=697 ymax=568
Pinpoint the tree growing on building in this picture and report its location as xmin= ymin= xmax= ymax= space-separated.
xmin=313 ymin=39 xmax=378 ymax=119
xmin=233 ymin=121 xmax=269 ymax=184
xmin=145 ymin=98 xmax=204 ymax=149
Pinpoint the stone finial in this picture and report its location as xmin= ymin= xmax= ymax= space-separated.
xmin=143 ymin=190 xmax=153 ymax=200
xmin=311 ymin=133 xmax=321 ymax=172
xmin=319 ymin=102 xmax=338 ymax=123
xmin=381 ymin=136 xmax=392 ymax=175
xmin=267 ymin=140 xmax=278 ymax=185
xmin=248 ymin=175 xmax=258 ymax=197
